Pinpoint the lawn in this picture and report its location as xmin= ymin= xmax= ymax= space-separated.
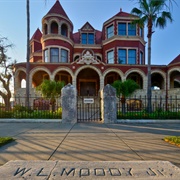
xmin=0 ymin=137 xmax=15 ymax=147
xmin=164 ymin=136 xmax=180 ymax=147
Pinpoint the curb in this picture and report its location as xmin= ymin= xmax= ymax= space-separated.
xmin=0 ymin=119 xmax=62 ymax=123
xmin=117 ymin=119 xmax=180 ymax=123
xmin=0 ymin=119 xmax=180 ymax=123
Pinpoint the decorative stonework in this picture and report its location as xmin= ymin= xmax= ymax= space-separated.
xmin=77 ymin=51 xmax=99 ymax=65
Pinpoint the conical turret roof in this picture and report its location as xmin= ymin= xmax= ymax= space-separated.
xmin=46 ymin=0 xmax=69 ymax=19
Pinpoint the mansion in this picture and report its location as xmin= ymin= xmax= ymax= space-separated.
xmin=14 ymin=0 xmax=180 ymax=102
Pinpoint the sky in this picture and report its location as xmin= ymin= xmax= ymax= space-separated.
xmin=0 ymin=0 xmax=180 ymax=65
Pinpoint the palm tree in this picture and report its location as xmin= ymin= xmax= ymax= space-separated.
xmin=26 ymin=0 xmax=30 ymax=108
xmin=131 ymin=0 xmax=173 ymax=113
xmin=36 ymin=80 xmax=64 ymax=111
xmin=112 ymin=79 xmax=140 ymax=114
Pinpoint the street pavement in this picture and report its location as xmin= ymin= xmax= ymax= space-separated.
xmin=0 ymin=122 xmax=180 ymax=168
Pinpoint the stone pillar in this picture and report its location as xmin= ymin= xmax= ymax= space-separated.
xmin=101 ymin=84 xmax=117 ymax=123
xmin=61 ymin=84 xmax=77 ymax=123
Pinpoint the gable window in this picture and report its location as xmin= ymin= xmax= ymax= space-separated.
xmin=107 ymin=25 xmax=114 ymax=39
xmin=128 ymin=23 xmax=136 ymax=36
xmin=128 ymin=49 xmax=136 ymax=64
xmin=61 ymin=49 xmax=68 ymax=63
xmin=82 ymin=33 xmax=94 ymax=44
xmin=44 ymin=49 xmax=48 ymax=62
xmin=118 ymin=23 xmax=126 ymax=35
xmin=50 ymin=48 xmax=59 ymax=62
xmin=107 ymin=50 xmax=114 ymax=64
xmin=118 ymin=49 xmax=126 ymax=64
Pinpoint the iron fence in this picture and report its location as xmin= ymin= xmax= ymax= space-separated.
xmin=117 ymin=95 xmax=180 ymax=119
xmin=0 ymin=96 xmax=62 ymax=119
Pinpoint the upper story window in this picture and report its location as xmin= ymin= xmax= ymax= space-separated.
xmin=50 ymin=48 xmax=59 ymax=62
xmin=128 ymin=49 xmax=136 ymax=64
xmin=61 ymin=24 xmax=68 ymax=37
xmin=118 ymin=49 xmax=126 ymax=64
xmin=82 ymin=33 xmax=94 ymax=44
xmin=118 ymin=49 xmax=136 ymax=64
xmin=61 ymin=49 xmax=68 ymax=63
xmin=118 ymin=23 xmax=126 ymax=36
xmin=107 ymin=25 xmax=114 ymax=39
xmin=128 ymin=23 xmax=136 ymax=36
xmin=140 ymin=51 xmax=144 ymax=64
xmin=44 ymin=24 xmax=48 ymax=35
xmin=107 ymin=50 xmax=114 ymax=64
xmin=44 ymin=49 xmax=48 ymax=62
xmin=50 ymin=22 xmax=58 ymax=34
xmin=139 ymin=27 xmax=143 ymax=37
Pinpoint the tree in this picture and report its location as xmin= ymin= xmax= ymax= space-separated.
xmin=131 ymin=0 xmax=173 ymax=112
xmin=36 ymin=80 xmax=64 ymax=111
xmin=0 ymin=37 xmax=15 ymax=110
xmin=112 ymin=79 xmax=140 ymax=114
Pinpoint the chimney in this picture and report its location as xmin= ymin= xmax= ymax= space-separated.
xmin=120 ymin=8 xmax=122 ymax=12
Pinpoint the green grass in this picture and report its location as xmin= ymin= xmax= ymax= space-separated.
xmin=0 ymin=137 xmax=15 ymax=147
xmin=164 ymin=136 xmax=180 ymax=146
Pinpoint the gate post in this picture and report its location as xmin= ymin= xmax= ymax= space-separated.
xmin=101 ymin=84 xmax=117 ymax=123
xmin=61 ymin=83 xmax=77 ymax=123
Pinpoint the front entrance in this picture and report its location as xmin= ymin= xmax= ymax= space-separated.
xmin=77 ymin=95 xmax=101 ymax=122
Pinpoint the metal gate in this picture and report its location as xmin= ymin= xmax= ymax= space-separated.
xmin=77 ymin=96 xmax=101 ymax=122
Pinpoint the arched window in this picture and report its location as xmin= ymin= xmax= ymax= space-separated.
xmin=61 ymin=24 xmax=68 ymax=37
xmin=43 ymin=23 xmax=48 ymax=35
xmin=21 ymin=79 xmax=26 ymax=88
xmin=50 ymin=21 xmax=58 ymax=34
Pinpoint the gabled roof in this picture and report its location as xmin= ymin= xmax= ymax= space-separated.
xmin=46 ymin=0 xmax=69 ymax=19
xmin=169 ymin=54 xmax=180 ymax=65
xmin=80 ymin=22 xmax=95 ymax=31
xmin=30 ymin=28 xmax=42 ymax=41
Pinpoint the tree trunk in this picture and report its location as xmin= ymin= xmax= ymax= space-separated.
xmin=147 ymin=22 xmax=152 ymax=113
xmin=26 ymin=0 xmax=30 ymax=109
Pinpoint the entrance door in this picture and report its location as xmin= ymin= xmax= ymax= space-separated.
xmin=77 ymin=96 xmax=101 ymax=122
xmin=80 ymin=81 xmax=96 ymax=96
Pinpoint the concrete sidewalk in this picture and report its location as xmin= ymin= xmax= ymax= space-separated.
xmin=0 ymin=122 xmax=180 ymax=168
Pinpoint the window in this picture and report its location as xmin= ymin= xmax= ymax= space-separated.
xmin=107 ymin=25 xmax=114 ymax=38
xmin=44 ymin=24 xmax=48 ymax=35
xmin=50 ymin=48 xmax=59 ymax=62
xmin=82 ymin=33 xmax=94 ymax=44
xmin=61 ymin=24 xmax=68 ymax=37
xmin=107 ymin=50 xmax=114 ymax=64
xmin=50 ymin=22 xmax=58 ymax=34
xmin=139 ymin=27 xmax=143 ymax=37
xmin=118 ymin=49 xmax=126 ymax=64
xmin=140 ymin=51 xmax=143 ymax=64
xmin=88 ymin=33 xmax=94 ymax=44
xmin=128 ymin=49 xmax=136 ymax=64
xmin=118 ymin=23 xmax=126 ymax=35
xmin=128 ymin=23 xmax=136 ymax=36
xmin=44 ymin=49 xmax=48 ymax=62
xmin=61 ymin=49 xmax=68 ymax=63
